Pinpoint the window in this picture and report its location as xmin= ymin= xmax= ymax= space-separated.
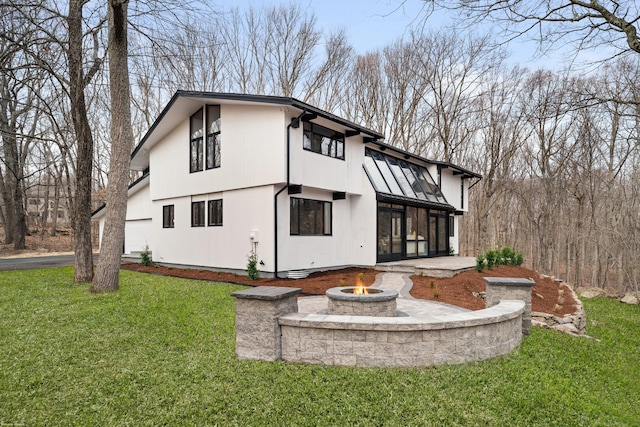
xmin=449 ymin=216 xmax=455 ymax=237
xmin=208 ymin=199 xmax=223 ymax=226
xmin=290 ymin=198 xmax=332 ymax=236
xmin=461 ymin=177 xmax=464 ymax=209
xmin=191 ymin=201 xmax=205 ymax=227
xmin=163 ymin=205 xmax=175 ymax=228
xmin=303 ymin=122 xmax=344 ymax=160
xmin=190 ymin=108 xmax=204 ymax=172
xmin=206 ymin=105 xmax=221 ymax=169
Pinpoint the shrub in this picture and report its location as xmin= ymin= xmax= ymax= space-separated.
xmin=247 ymin=251 xmax=260 ymax=281
xmin=476 ymin=246 xmax=524 ymax=272
xmin=485 ymin=250 xmax=498 ymax=270
xmin=140 ymin=245 xmax=152 ymax=266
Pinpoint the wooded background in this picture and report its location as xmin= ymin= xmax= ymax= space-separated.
xmin=1 ymin=1 xmax=639 ymax=293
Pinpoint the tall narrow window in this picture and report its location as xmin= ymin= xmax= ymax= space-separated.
xmin=206 ymin=105 xmax=221 ymax=169
xmin=290 ymin=198 xmax=332 ymax=236
xmin=461 ymin=177 xmax=465 ymax=209
xmin=190 ymin=108 xmax=204 ymax=172
xmin=191 ymin=201 xmax=205 ymax=227
xmin=163 ymin=205 xmax=174 ymax=228
xmin=208 ymin=199 xmax=223 ymax=226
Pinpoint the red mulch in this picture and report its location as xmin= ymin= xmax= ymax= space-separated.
xmin=121 ymin=263 xmax=578 ymax=315
xmin=410 ymin=265 xmax=578 ymax=315
xmin=120 ymin=264 xmax=378 ymax=295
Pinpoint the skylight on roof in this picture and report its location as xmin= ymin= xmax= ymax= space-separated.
xmin=363 ymin=148 xmax=451 ymax=208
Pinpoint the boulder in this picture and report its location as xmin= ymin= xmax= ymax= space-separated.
xmin=576 ymin=287 xmax=605 ymax=298
xmin=620 ymin=293 xmax=639 ymax=305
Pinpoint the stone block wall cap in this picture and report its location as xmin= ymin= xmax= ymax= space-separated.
xmin=231 ymin=286 xmax=302 ymax=300
xmin=484 ymin=277 xmax=535 ymax=287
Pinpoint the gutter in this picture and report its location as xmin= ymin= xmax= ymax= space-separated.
xmin=273 ymin=110 xmax=307 ymax=278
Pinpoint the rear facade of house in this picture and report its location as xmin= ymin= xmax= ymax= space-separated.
xmin=94 ymin=92 xmax=480 ymax=277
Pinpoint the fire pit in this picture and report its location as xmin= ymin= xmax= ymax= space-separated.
xmin=326 ymin=286 xmax=399 ymax=317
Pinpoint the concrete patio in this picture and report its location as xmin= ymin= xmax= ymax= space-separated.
xmin=375 ymin=256 xmax=476 ymax=278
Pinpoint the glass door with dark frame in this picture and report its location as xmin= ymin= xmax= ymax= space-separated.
xmin=428 ymin=211 xmax=449 ymax=256
xmin=377 ymin=205 xmax=405 ymax=262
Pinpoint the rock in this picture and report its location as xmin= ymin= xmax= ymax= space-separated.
xmin=620 ymin=293 xmax=639 ymax=305
xmin=552 ymin=323 xmax=581 ymax=336
xmin=576 ymin=287 xmax=605 ymax=298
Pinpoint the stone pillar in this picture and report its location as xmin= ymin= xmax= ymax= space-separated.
xmin=484 ymin=277 xmax=535 ymax=335
xmin=231 ymin=286 xmax=301 ymax=361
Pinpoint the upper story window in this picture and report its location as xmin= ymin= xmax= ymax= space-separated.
xmin=206 ymin=105 xmax=221 ymax=169
xmin=191 ymin=201 xmax=205 ymax=227
xmin=303 ymin=122 xmax=344 ymax=160
xmin=208 ymin=199 xmax=223 ymax=226
xmin=163 ymin=205 xmax=175 ymax=228
xmin=190 ymin=108 xmax=204 ymax=173
xmin=191 ymin=105 xmax=221 ymax=173
xmin=290 ymin=197 xmax=332 ymax=236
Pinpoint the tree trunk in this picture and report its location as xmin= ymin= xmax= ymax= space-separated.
xmin=92 ymin=0 xmax=133 ymax=293
xmin=0 ymin=166 xmax=13 ymax=244
xmin=68 ymin=0 xmax=94 ymax=282
xmin=50 ymin=174 xmax=61 ymax=236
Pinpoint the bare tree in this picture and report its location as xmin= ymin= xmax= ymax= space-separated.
xmin=427 ymin=0 xmax=640 ymax=58
xmin=91 ymin=0 xmax=133 ymax=293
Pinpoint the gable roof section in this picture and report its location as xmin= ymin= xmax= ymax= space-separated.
xmin=130 ymin=91 xmax=385 ymax=171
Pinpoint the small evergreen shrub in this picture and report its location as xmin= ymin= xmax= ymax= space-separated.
xmin=475 ymin=246 xmax=524 ymax=272
xmin=247 ymin=251 xmax=260 ymax=280
xmin=140 ymin=245 xmax=152 ymax=266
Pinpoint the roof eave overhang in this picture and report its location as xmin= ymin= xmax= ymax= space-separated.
xmin=376 ymin=192 xmax=456 ymax=212
xmin=129 ymin=91 xmax=385 ymax=171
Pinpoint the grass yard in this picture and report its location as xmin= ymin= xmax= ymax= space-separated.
xmin=1 ymin=268 xmax=638 ymax=426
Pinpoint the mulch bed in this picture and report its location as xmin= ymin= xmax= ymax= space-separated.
xmin=121 ymin=263 xmax=578 ymax=315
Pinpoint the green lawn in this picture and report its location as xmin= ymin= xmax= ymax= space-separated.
xmin=1 ymin=267 xmax=638 ymax=426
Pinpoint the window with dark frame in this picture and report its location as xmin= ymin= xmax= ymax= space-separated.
xmin=208 ymin=199 xmax=223 ymax=226
xmin=190 ymin=108 xmax=204 ymax=172
xmin=449 ymin=216 xmax=455 ymax=237
xmin=302 ymin=122 xmax=345 ymax=160
xmin=191 ymin=201 xmax=205 ymax=227
xmin=163 ymin=205 xmax=175 ymax=228
xmin=290 ymin=198 xmax=332 ymax=236
xmin=461 ymin=177 xmax=464 ymax=209
xmin=206 ymin=105 xmax=221 ymax=169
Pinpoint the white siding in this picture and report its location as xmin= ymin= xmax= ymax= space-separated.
xmin=151 ymin=186 xmax=275 ymax=272
xmin=150 ymin=104 xmax=286 ymax=201
xmin=290 ymin=121 xmax=364 ymax=195
xmin=124 ymin=219 xmax=152 ymax=254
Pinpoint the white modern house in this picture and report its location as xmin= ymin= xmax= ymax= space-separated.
xmin=93 ymin=91 xmax=481 ymax=277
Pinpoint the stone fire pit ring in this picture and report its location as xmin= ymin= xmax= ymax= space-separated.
xmin=326 ymin=287 xmax=399 ymax=317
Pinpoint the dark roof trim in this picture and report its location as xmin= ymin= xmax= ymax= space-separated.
xmin=131 ymin=91 xmax=385 ymax=161
xmin=91 ymin=170 xmax=150 ymax=219
xmin=91 ymin=203 xmax=106 ymax=217
xmin=371 ymin=142 xmax=482 ymax=180
xmin=376 ymin=193 xmax=455 ymax=212
xmin=129 ymin=169 xmax=149 ymax=190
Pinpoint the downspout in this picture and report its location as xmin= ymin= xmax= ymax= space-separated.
xmin=274 ymin=110 xmax=307 ymax=278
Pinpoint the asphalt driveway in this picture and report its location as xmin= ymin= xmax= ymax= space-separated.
xmin=0 ymin=254 xmax=99 ymax=271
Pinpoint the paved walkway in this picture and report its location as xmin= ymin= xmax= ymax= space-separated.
xmin=297 ymin=272 xmax=469 ymax=320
